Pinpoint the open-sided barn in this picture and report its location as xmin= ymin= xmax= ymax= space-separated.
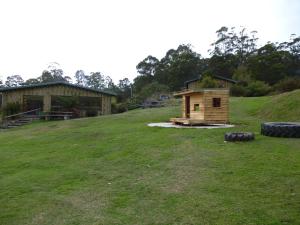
xmin=0 ymin=81 xmax=116 ymax=117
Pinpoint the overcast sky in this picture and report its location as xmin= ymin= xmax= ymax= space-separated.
xmin=0 ymin=0 xmax=299 ymax=83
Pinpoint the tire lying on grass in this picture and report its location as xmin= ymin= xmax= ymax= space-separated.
xmin=224 ymin=132 xmax=255 ymax=142
xmin=261 ymin=122 xmax=300 ymax=138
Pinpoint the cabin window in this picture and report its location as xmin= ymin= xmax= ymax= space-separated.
xmin=194 ymin=104 xmax=200 ymax=111
xmin=213 ymin=98 xmax=221 ymax=107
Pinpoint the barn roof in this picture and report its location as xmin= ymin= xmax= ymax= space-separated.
xmin=174 ymin=88 xmax=229 ymax=97
xmin=0 ymin=81 xmax=117 ymax=96
xmin=184 ymin=74 xmax=237 ymax=88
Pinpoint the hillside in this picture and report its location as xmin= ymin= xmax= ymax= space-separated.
xmin=0 ymin=92 xmax=300 ymax=225
xmin=258 ymin=89 xmax=300 ymax=121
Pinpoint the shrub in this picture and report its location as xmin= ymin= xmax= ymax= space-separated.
xmin=137 ymin=82 xmax=170 ymax=102
xmin=246 ymin=81 xmax=271 ymax=97
xmin=111 ymin=102 xmax=127 ymax=114
xmin=232 ymin=65 xmax=252 ymax=86
xmin=2 ymin=102 xmax=22 ymax=116
xmin=199 ymin=76 xmax=218 ymax=88
xmin=230 ymin=84 xmax=247 ymax=96
xmin=273 ymin=77 xmax=300 ymax=93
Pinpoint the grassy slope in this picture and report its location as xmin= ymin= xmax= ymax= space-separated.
xmin=0 ymin=92 xmax=300 ymax=225
xmin=258 ymin=89 xmax=300 ymax=122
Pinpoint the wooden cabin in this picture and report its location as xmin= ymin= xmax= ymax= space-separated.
xmin=170 ymin=89 xmax=230 ymax=125
xmin=0 ymin=81 xmax=116 ymax=118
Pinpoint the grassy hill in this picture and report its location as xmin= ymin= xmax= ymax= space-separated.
xmin=0 ymin=92 xmax=300 ymax=225
xmin=258 ymin=89 xmax=300 ymax=121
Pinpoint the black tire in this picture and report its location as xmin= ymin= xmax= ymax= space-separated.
xmin=225 ymin=132 xmax=255 ymax=142
xmin=261 ymin=122 xmax=300 ymax=138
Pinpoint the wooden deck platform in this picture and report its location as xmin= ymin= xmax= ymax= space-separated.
xmin=170 ymin=117 xmax=227 ymax=125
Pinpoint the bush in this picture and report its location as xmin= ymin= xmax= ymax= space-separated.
xmin=127 ymin=102 xmax=140 ymax=110
xmin=199 ymin=75 xmax=218 ymax=88
xmin=230 ymin=84 xmax=247 ymax=96
xmin=2 ymin=102 xmax=22 ymax=116
xmin=111 ymin=102 xmax=127 ymax=114
xmin=232 ymin=65 xmax=252 ymax=86
xmin=137 ymin=82 xmax=169 ymax=102
xmin=246 ymin=81 xmax=271 ymax=97
xmin=273 ymin=77 xmax=300 ymax=93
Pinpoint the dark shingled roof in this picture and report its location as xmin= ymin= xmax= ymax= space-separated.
xmin=184 ymin=74 xmax=237 ymax=88
xmin=0 ymin=81 xmax=117 ymax=96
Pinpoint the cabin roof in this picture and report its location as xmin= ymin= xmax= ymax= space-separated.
xmin=0 ymin=81 xmax=117 ymax=96
xmin=184 ymin=74 xmax=237 ymax=88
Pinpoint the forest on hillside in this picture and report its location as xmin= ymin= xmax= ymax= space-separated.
xmin=1 ymin=26 xmax=300 ymax=108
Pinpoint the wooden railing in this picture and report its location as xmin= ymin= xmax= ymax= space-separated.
xmin=4 ymin=108 xmax=42 ymax=120
xmin=1 ymin=108 xmax=41 ymax=128
xmin=42 ymin=111 xmax=74 ymax=120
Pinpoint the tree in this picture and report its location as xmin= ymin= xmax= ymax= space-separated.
xmin=104 ymin=76 xmax=119 ymax=92
xmin=209 ymin=26 xmax=233 ymax=56
xmin=247 ymin=43 xmax=293 ymax=85
xmin=207 ymin=54 xmax=238 ymax=78
xmin=0 ymin=79 xmax=3 ymax=87
xmin=137 ymin=82 xmax=169 ymax=101
xmin=131 ymin=27 xmax=300 ymax=96
xmin=87 ymin=72 xmax=105 ymax=89
xmin=232 ymin=27 xmax=258 ymax=65
xmin=47 ymin=62 xmax=64 ymax=81
xmin=209 ymin=26 xmax=258 ymax=65
xmin=39 ymin=62 xmax=70 ymax=83
xmin=5 ymin=75 xmax=24 ymax=87
xmin=24 ymin=78 xmax=40 ymax=85
xmin=279 ymin=34 xmax=300 ymax=57
xmin=117 ymin=78 xmax=131 ymax=102
xmin=136 ymin=55 xmax=159 ymax=76
xmin=154 ymin=44 xmax=204 ymax=90
xmin=40 ymin=70 xmax=55 ymax=83
xmin=75 ymin=70 xmax=88 ymax=86
xmin=118 ymin=78 xmax=131 ymax=90
xmin=279 ymin=34 xmax=300 ymax=76
xmin=133 ymin=75 xmax=154 ymax=94
xmin=232 ymin=65 xmax=252 ymax=85
xmin=64 ymin=76 xmax=72 ymax=83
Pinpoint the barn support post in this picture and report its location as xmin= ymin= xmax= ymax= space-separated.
xmin=97 ymin=96 xmax=102 ymax=116
xmin=1 ymin=93 xmax=7 ymax=120
xmin=108 ymin=97 xmax=111 ymax=114
xmin=1 ymin=93 xmax=7 ymax=109
xmin=101 ymin=96 xmax=111 ymax=115
xmin=43 ymin=95 xmax=51 ymax=112
xmin=101 ymin=95 xmax=106 ymax=115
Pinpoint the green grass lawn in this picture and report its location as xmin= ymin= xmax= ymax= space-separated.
xmin=0 ymin=91 xmax=300 ymax=225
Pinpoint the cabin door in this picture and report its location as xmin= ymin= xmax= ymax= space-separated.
xmin=185 ymin=96 xmax=190 ymax=118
